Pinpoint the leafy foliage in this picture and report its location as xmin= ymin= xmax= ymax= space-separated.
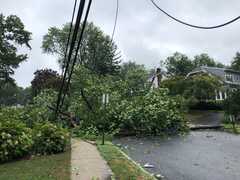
xmin=0 ymin=119 xmax=33 ymax=162
xmin=161 ymin=76 xmax=187 ymax=96
xmin=0 ymin=82 xmax=19 ymax=106
xmin=0 ymin=14 xmax=31 ymax=84
xmin=119 ymin=61 xmax=150 ymax=98
xmin=193 ymin=53 xmax=224 ymax=68
xmin=0 ymin=83 xmax=32 ymax=106
xmin=161 ymin=74 xmax=221 ymax=110
xmin=184 ymin=74 xmax=221 ymax=101
xmin=31 ymin=69 xmax=62 ymax=96
xmin=224 ymin=89 xmax=240 ymax=117
xmin=22 ymin=89 xmax=58 ymax=126
xmin=223 ymin=89 xmax=240 ymax=132
xmin=0 ymin=106 xmax=70 ymax=162
xmin=164 ymin=52 xmax=225 ymax=77
xmin=165 ymin=52 xmax=194 ymax=76
xmin=231 ymin=52 xmax=240 ymax=71
xmin=42 ymin=22 xmax=120 ymax=75
xmin=108 ymin=89 xmax=188 ymax=135
xmin=32 ymin=122 xmax=69 ymax=155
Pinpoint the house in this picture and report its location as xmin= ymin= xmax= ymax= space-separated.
xmin=186 ymin=66 xmax=240 ymax=100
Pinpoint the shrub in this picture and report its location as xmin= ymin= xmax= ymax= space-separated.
xmin=0 ymin=107 xmax=25 ymax=122
xmin=22 ymin=89 xmax=58 ymax=127
xmin=33 ymin=122 xmax=69 ymax=155
xmin=0 ymin=120 xmax=33 ymax=162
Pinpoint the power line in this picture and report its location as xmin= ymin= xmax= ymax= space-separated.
xmin=58 ymin=0 xmax=118 ymax=115
xmin=149 ymin=0 xmax=240 ymax=29
xmin=111 ymin=0 xmax=119 ymax=40
xmin=59 ymin=0 xmax=93 ymax=110
xmin=55 ymin=0 xmax=86 ymax=118
xmin=60 ymin=0 xmax=119 ymax=112
xmin=61 ymin=0 xmax=78 ymax=76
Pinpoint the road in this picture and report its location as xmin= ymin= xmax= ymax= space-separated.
xmin=114 ymin=131 xmax=240 ymax=180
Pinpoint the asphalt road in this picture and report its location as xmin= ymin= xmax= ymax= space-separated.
xmin=114 ymin=131 xmax=240 ymax=180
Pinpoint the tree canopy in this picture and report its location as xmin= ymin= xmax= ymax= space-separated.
xmin=0 ymin=14 xmax=31 ymax=84
xmin=119 ymin=61 xmax=149 ymax=97
xmin=42 ymin=22 xmax=121 ymax=76
xmin=165 ymin=52 xmax=194 ymax=76
xmin=164 ymin=52 xmax=225 ymax=77
xmin=193 ymin=53 xmax=224 ymax=68
xmin=31 ymin=69 xmax=62 ymax=96
xmin=231 ymin=52 xmax=240 ymax=71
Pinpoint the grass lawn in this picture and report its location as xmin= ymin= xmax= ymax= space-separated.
xmin=0 ymin=150 xmax=70 ymax=180
xmin=223 ymin=123 xmax=240 ymax=134
xmin=97 ymin=142 xmax=155 ymax=180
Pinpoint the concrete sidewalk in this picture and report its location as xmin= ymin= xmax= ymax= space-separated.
xmin=71 ymin=139 xmax=113 ymax=180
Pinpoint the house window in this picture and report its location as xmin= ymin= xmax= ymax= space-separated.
xmin=216 ymin=90 xmax=221 ymax=100
xmin=237 ymin=75 xmax=240 ymax=82
xmin=225 ymin=73 xmax=233 ymax=82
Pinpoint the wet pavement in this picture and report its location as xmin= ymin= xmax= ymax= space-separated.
xmin=187 ymin=111 xmax=224 ymax=126
xmin=113 ymin=131 xmax=240 ymax=180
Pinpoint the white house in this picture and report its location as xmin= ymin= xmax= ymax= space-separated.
xmin=186 ymin=66 xmax=240 ymax=100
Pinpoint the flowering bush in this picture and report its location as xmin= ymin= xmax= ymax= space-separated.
xmin=0 ymin=120 xmax=33 ymax=162
xmin=33 ymin=122 xmax=69 ymax=155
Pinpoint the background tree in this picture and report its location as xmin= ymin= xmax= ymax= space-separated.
xmin=161 ymin=76 xmax=187 ymax=96
xmin=193 ymin=53 xmax=224 ymax=68
xmin=31 ymin=69 xmax=62 ymax=96
xmin=231 ymin=52 xmax=240 ymax=71
xmin=165 ymin=52 xmax=194 ymax=76
xmin=0 ymin=82 xmax=19 ymax=106
xmin=119 ymin=61 xmax=149 ymax=97
xmin=0 ymin=83 xmax=31 ymax=106
xmin=0 ymin=14 xmax=31 ymax=84
xmin=184 ymin=74 xmax=221 ymax=101
xmin=42 ymin=22 xmax=120 ymax=76
xmin=224 ymin=89 xmax=240 ymax=131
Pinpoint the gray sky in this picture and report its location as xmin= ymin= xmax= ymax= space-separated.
xmin=1 ymin=0 xmax=240 ymax=87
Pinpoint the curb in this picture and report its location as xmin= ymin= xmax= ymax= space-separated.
xmin=109 ymin=142 xmax=162 ymax=180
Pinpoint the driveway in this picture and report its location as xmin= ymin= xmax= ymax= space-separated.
xmin=186 ymin=111 xmax=224 ymax=126
xmin=114 ymin=131 xmax=240 ymax=180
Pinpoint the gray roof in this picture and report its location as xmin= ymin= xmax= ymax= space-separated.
xmin=192 ymin=66 xmax=226 ymax=80
xmin=187 ymin=66 xmax=240 ymax=85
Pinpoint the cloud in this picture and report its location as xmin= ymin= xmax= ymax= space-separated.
xmin=1 ymin=0 xmax=240 ymax=87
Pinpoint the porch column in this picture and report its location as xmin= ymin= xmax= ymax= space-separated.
xmin=219 ymin=91 xmax=223 ymax=100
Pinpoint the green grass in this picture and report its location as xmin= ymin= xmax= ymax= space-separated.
xmin=97 ymin=142 xmax=155 ymax=180
xmin=223 ymin=123 xmax=240 ymax=134
xmin=0 ymin=150 xmax=70 ymax=180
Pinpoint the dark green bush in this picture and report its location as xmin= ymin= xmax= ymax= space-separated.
xmin=33 ymin=122 xmax=69 ymax=155
xmin=0 ymin=120 xmax=33 ymax=162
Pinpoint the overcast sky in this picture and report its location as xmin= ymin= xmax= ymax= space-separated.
xmin=1 ymin=0 xmax=240 ymax=87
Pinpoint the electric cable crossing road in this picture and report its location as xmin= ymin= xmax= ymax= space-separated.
xmin=150 ymin=0 xmax=240 ymax=29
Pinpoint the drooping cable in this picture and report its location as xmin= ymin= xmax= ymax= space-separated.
xmin=111 ymin=0 xmax=119 ymax=40
xmin=59 ymin=0 xmax=93 ymax=111
xmin=61 ymin=0 xmax=78 ymax=76
xmin=55 ymin=0 xmax=86 ymax=117
xmin=150 ymin=0 xmax=240 ymax=29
